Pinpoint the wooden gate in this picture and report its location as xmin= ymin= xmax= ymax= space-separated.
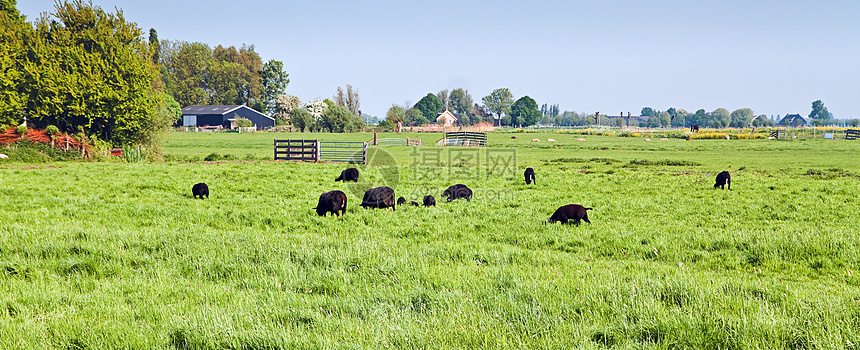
xmin=274 ymin=139 xmax=317 ymax=162
xmin=846 ymin=129 xmax=860 ymax=140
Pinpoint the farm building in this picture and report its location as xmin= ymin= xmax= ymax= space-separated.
xmin=180 ymin=105 xmax=275 ymax=129
xmin=436 ymin=110 xmax=459 ymax=127
xmin=779 ymin=114 xmax=807 ymax=126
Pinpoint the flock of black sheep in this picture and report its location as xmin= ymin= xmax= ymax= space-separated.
xmin=191 ymin=168 xmax=731 ymax=227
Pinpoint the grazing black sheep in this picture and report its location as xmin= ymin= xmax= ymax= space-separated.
xmin=691 ymin=124 xmax=700 ymax=132
xmin=192 ymin=183 xmax=209 ymax=199
xmin=410 ymin=201 xmax=420 ymax=206
xmin=714 ymin=171 xmax=731 ymax=190
xmin=397 ymin=196 xmax=406 ymax=205
xmin=361 ymin=186 xmax=396 ymax=210
xmin=423 ymin=195 xmax=436 ymax=207
xmin=524 ymin=167 xmax=536 ymax=185
xmin=547 ymin=204 xmax=592 ymax=226
xmin=314 ymin=190 xmax=347 ymax=217
xmin=335 ymin=168 xmax=359 ymax=182
xmin=442 ymin=184 xmax=472 ymax=202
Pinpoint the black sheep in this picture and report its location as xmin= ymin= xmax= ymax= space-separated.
xmin=442 ymin=184 xmax=472 ymax=202
xmin=423 ymin=195 xmax=436 ymax=207
xmin=547 ymin=204 xmax=592 ymax=226
xmin=397 ymin=196 xmax=406 ymax=205
xmin=410 ymin=201 xmax=420 ymax=206
xmin=524 ymin=167 xmax=536 ymax=185
xmin=335 ymin=168 xmax=359 ymax=182
xmin=314 ymin=190 xmax=347 ymax=217
xmin=714 ymin=171 xmax=731 ymax=190
xmin=192 ymin=183 xmax=209 ymax=199
xmin=361 ymin=186 xmax=396 ymax=210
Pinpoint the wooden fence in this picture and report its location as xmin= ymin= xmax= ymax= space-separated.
xmin=847 ymin=129 xmax=860 ymax=140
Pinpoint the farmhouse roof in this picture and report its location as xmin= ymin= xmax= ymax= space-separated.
xmin=779 ymin=113 xmax=807 ymax=126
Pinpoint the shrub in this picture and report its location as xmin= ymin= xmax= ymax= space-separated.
xmin=46 ymin=125 xmax=60 ymax=136
xmin=16 ymin=125 xmax=27 ymax=134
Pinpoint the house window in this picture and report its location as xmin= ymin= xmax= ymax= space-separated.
xmin=183 ymin=115 xmax=197 ymax=126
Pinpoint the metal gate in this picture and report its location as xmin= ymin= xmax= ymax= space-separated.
xmin=318 ymin=141 xmax=367 ymax=164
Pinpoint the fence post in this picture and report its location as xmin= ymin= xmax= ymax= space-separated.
xmin=315 ymin=140 xmax=321 ymax=162
xmin=363 ymin=142 xmax=368 ymax=164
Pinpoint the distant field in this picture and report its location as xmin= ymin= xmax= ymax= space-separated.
xmin=2 ymin=131 xmax=860 ymax=348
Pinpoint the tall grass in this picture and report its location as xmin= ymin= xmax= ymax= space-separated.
xmin=1 ymin=133 xmax=859 ymax=348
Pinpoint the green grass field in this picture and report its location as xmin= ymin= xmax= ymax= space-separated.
xmin=2 ymin=131 xmax=860 ymax=349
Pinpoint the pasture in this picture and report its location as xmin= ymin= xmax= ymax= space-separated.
xmin=1 ymin=131 xmax=860 ymax=349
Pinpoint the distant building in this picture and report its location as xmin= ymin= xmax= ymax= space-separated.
xmin=436 ymin=110 xmax=459 ymax=127
xmin=180 ymin=105 xmax=275 ymax=129
xmin=779 ymin=114 xmax=807 ymax=126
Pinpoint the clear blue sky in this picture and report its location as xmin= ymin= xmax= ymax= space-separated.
xmin=17 ymin=0 xmax=860 ymax=119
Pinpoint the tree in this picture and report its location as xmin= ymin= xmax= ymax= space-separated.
xmin=482 ymin=88 xmax=514 ymax=126
xmin=8 ymin=0 xmax=163 ymax=145
xmin=436 ymin=89 xmax=449 ymax=111
xmin=290 ymin=107 xmax=312 ymax=132
xmin=809 ymin=100 xmax=830 ymax=122
xmin=710 ymin=108 xmax=730 ymax=128
xmin=413 ymin=93 xmax=443 ymax=123
xmin=729 ymin=108 xmax=754 ymax=128
xmin=321 ymin=104 xmax=360 ymax=132
xmin=260 ymin=59 xmax=289 ymax=113
xmin=0 ymin=0 xmax=28 ymax=126
xmin=149 ymin=28 xmax=160 ymax=64
xmin=334 ymin=84 xmax=360 ymax=115
xmin=271 ymin=94 xmax=301 ymax=126
xmin=404 ymin=108 xmax=426 ymax=126
xmin=510 ymin=96 xmax=540 ymax=127
xmin=640 ymin=107 xmax=656 ymax=117
xmin=385 ymin=104 xmax=405 ymax=132
xmin=449 ymin=88 xmax=473 ymax=115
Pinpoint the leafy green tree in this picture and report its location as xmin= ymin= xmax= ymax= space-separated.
xmin=290 ymin=107 xmax=312 ymax=132
xmin=730 ymin=108 xmax=754 ymax=128
xmin=658 ymin=111 xmax=671 ymax=128
xmin=260 ymin=59 xmax=289 ymax=113
xmin=809 ymin=100 xmax=830 ymax=122
xmin=640 ymin=107 xmax=657 ymax=117
xmin=0 ymin=0 xmax=27 ymax=126
xmin=482 ymin=88 xmax=514 ymax=126
xmin=449 ymin=88 xmax=473 ymax=115
xmin=385 ymin=104 xmax=405 ymax=132
xmin=14 ymin=0 xmax=161 ymax=145
xmin=321 ymin=104 xmax=359 ymax=132
xmin=413 ymin=93 xmax=443 ymax=123
xmin=510 ymin=95 xmax=540 ymax=126
xmin=404 ymin=108 xmax=427 ymax=126
xmin=710 ymin=108 xmax=730 ymax=128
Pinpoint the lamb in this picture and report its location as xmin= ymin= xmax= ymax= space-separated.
xmin=423 ymin=195 xmax=436 ymax=207
xmin=524 ymin=167 xmax=536 ymax=185
xmin=335 ymin=168 xmax=359 ymax=182
xmin=410 ymin=201 xmax=420 ymax=206
xmin=442 ymin=184 xmax=472 ymax=202
xmin=547 ymin=204 xmax=592 ymax=226
xmin=314 ymin=190 xmax=347 ymax=217
xmin=192 ymin=183 xmax=209 ymax=199
xmin=714 ymin=171 xmax=731 ymax=190
xmin=397 ymin=196 xmax=406 ymax=205
xmin=361 ymin=186 xmax=396 ymax=210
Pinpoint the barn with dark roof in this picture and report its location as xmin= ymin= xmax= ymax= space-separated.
xmin=778 ymin=114 xmax=807 ymax=126
xmin=180 ymin=105 xmax=275 ymax=129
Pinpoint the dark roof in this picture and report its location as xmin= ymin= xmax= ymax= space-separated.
xmin=181 ymin=105 xmax=242 ymax=115
xmin=779 ymin=114 xmax=806 ymax=125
